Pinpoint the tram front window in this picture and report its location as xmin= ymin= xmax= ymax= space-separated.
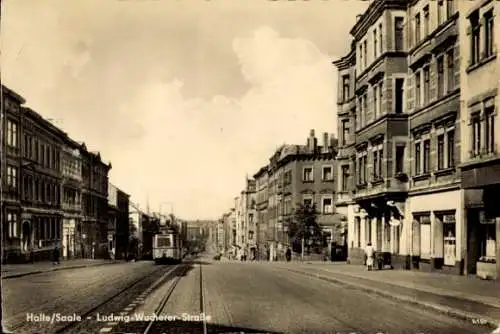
xmin=157 ymin=237 xmax=171 ymax=247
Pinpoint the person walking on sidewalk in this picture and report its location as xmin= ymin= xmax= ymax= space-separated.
xmin=53 ymin=242 xmax=60 ymax=265
xmin=285 ymin=248 xmax=291 ymax=262
xmin=365 ymin=242 xmax=374 ymax=271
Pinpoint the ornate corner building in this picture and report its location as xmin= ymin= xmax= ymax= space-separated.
xmin=334 ymin=0 xmax=499 ymax=279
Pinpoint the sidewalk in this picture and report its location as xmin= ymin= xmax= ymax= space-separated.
xmin=1 ymin=259 xmax=123 ymax=279
xmin=279 ymin=262 xmax=500 ymax=329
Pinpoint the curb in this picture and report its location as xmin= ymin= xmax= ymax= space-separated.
xmin=1 ymin=261 xmax=123 ymax=279
xmin=285 ymin=268 xmax=500 ymax=331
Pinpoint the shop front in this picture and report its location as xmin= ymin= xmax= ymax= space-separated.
xmin=406 ymin=190 xmax=464 ymax=275
xmin=348 ymin=199 xmax=405 ymax=267
xmin=463 ymin=187 xmax=500 ymax=280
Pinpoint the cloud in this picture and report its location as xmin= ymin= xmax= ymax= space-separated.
xmin=2 ymin=0 xmax=338 ymax=219
xmin=108 ymin=26 xmax=337 ymax=217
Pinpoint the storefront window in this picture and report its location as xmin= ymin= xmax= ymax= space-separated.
xmin=481 ymin=224 xmax=496 ymax=259
xmin=441 ymin=213 xmax=456 ymax=266
xmin=418 ymin=215 xmax=431 ymax=259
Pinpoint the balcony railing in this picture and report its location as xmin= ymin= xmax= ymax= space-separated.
xmin=62 ymin=202 xmax=82 ymax=212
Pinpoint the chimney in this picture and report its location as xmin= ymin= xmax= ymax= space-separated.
xmin=323 ymin=132 xmax=329 ymax=153
xmin=308 ymin=129 xmax=316 ymax=152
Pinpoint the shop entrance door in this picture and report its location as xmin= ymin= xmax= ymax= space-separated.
xmin=444 ymin=233 xmax=456 ymax=266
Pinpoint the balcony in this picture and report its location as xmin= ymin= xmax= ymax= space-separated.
xmin=62 ymin=202 xmax=82 ymax=212
xmin=354 ymin=176 xmax=408 ymax=201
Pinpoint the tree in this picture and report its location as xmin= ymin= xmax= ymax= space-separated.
xmin=287 ymin=203 xmax=323 ymax=254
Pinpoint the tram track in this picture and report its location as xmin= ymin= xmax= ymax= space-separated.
xmin=109 ymin=260 xmax=207 ymax=334
xmin=143 ymin=262 xmax=206 ymax=334
xmin=53 ymin=264 xmax=181 ymax=334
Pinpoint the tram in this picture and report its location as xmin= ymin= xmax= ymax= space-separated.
xmin=153 ymin=227 xmax=183 ymax=264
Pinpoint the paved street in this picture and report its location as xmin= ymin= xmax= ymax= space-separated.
xmin=3 ymin=255 xmax=494 ymax=334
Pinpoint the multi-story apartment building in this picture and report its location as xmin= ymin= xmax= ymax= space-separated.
xmin=334 ymin=0 xmax=411 ymax=267
xmin=254 ymin=165 xmax=269 ymax=260
xmin=1 ymin=86 xmax=25 ymax=263
xmin=336 ymin=0 xmax=500 ymax=280
xmin=81 ymin=148 xmax=111 ymax=259
xmin=332 ymin=42 xmax=357 ymax=259
xmin=238 ymin=178 xmax=257 ymax=259
xmin=404 ymin=0 xmax=462 ymax=274
xmin=459 ymin=0 xmax=499 ymax=280
xmin=60 ymin=137 xmax=83 ymax=259
xmin=260 ymin=129 xmax=339 ymax=261
xmin=115 ymin=188 xmax=129 ymax=259
xmin=19 ymin=107 xmax=65 ymax=262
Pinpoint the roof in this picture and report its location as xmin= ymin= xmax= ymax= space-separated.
xmin=1 ymin=85 xmax=26 ymax=104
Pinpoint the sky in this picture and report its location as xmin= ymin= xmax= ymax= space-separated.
xmin=1 ymin=0 xmax=369 ymax=220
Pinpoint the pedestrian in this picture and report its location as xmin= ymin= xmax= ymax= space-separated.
xmin=53 ymin=242 xmax=60 ymax=265
xmin=365 ymin=242 xmax=374 ymax=271
xmin=285 ymin=248 xmax=291 ymax=262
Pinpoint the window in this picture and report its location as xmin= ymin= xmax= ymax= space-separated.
xmin=394 ymin=17 xmax=404 ymax=51
xmin=395 ymin=78 xmax=404 ymax=114
xmin=365 ymin=217 xmax=372 ymax=245
xmin=423 ymin=139 xmax=430 ymax=173
xmin=341 ymin=119 xmax=349 ymax=146
xmin=374 ymin=85 xmax=379 ymax=118
xmin=7 ymin=212 xmax=18 ymax=238
xmin=303 ymin=196 xmax=313 ymax=208
xmin=438 ymin=0 xmax=445 ymax=25
xmin=446 ymin=0 xmax=454 ymax=19
xmin=485 ymin=10 xmax=494 ymax=58
xmin=341 ymin=165 xmax=349 ymax=191
xmin=447 ymin=128 xmax=455 ymax=167
xmin=342 ymin=75 xmax=350 ymax=101
xmin=363 ymin=94 xmax=368 ymax=123
xmin=437 ymin=134 xmax=445 ymax=170
xmin=373 ymin=29 xmax=378 ymax=58
xmin=379 ymin=82 xmax=383 ymax=114
xmin=322 ymin=166 xmax=333 ymax=181
xmin=447 ymin=49 xmax=455 ymax=92
xmin=303 ymin=167 xmax=313 ymax=182
xmin=419 ymin=215 xmax=431 ymax=259
xmin=423 ymin=66 xmax=430 ymax=104
xmin=470 ymin=11 xmax=481 ymax=65
xmin=7 ymin=166 xmax=17 ymax=189
xmin=322 ymin=197 xmax=333 ymax=214
xmin=354 ymin=217 xmax=361 ymax=248
xmin=437 ymin=56 xmax=444 ymax=98
xmin=363 ymin=40 xmax=367 ymax=68
xmin=358 ymin=96 xmax=364 ymax=127
xmin=358 ymin=152 xmax=368 ymax=184
xmin=6 ymin=119 xmax=18 ymax=148
xmin=379 ymin=23 xmax=383 ymax=54
xmin=372 ymin=146 xmax=383 ymax=180
xmin=395 ymin=145 xmax=405 ymax=174
xmin=472 ymin=114 xmax=481 ymax=157
xmin=423 ymin=6 xmax=430 ymax=37
xmin=359 ymin=44 xmax=363 ymax=71
xmin=415 ymin=71 xmax=421 ymax=107
xmin=415 ymin=13 xmax=421 ymax=43
xmin=415 ymin=141 xmax=421 ymax=175
xmin=485 ymin=106 xmax=495 ymax=154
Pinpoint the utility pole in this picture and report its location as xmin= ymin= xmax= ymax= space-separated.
xmin=301 ymin=236 xmax=305 ymax=261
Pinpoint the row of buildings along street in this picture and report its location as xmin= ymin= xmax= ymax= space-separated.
xmin=0 ymin=85 xmax=192 ymax=264
xmin=215 ymin=0 xmax=500 ymax=281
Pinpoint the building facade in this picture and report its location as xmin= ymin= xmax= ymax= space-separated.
xmin=335 ymin=0 xmax=500 ymax=279
xmin=19 ymin=107 xmax=65 ymax=262
xmin=253 ymin=166 xmax=269 ymax=260
xmin=256 ymin=129 xmax=340 ymax=261
xmin=458 ymin=0 xmax=499 ymax=280
xmin=115 ymin=188 xmax=130 ymax=259
xmin=60 ymin=138 xmax=84 ymax=259
xmin=81 ymin=148 xmax=111 ymax=259
xmin=1 ymin=86 xmax=26 ymax=263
